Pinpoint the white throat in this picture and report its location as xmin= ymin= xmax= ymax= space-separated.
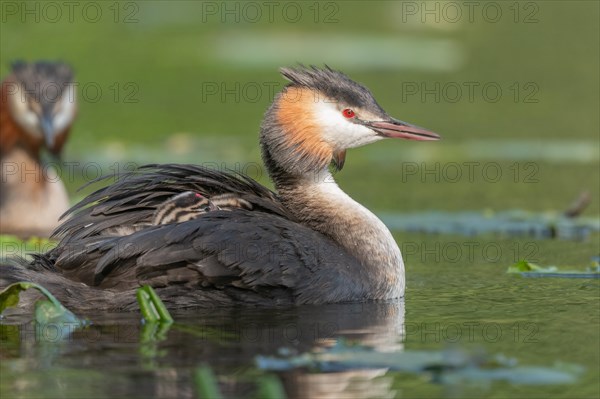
xmin=280 ymin=170 xmax=405 ymax=298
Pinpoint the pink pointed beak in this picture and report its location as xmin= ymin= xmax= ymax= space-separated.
xmin=367 ymin=118 xmax=441 ymax=141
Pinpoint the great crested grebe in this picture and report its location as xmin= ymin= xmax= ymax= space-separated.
xmin=1 ymin=66 xmax=439 ymax=310
xmin=0 ymin=61 xmax=77 ymax=237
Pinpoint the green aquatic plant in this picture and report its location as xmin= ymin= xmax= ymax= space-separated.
xmin=0 ymin=283 xmax=173 ymax=327
xmin=135 ymin=285 xmax=174 ymax=366
xmin=194 ymin=366 xmax=224 ymax=399
xmin=508 ymin=260 xmax=600 ymax=278
xmin=193 ymin=365 xmax=287 ymax=399
xmin=136 ymin=285 xmax=174 ymax=324
xmin=0 ymin=282 xmax=86 ymax=333
xmin=256 ymin=342 xmax=583 ymax=386
xmin=380 ymin=210 xmax=600 ymax=240
xmin=255 ymin=374 xmax=287 ymax=399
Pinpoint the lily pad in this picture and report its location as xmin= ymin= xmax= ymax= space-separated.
xmin=0 ymin=282 xmax=85 ymax=333
xmin=256 ymin=342 xmax=583 ymax=386
xmin=380 ymin=210 xmax=599 ymax=240
xmin=508 ymin=260 xmax=600 ymax=278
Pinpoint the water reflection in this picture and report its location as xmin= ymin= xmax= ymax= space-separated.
xmin=280 ymin=369 xmax=394 ymax=399
xmin=1 ymin=300 xmax=405 ymax=399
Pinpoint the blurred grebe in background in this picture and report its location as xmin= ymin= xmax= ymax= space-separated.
xmin=0 ymin=61 xmax=76 ymax=237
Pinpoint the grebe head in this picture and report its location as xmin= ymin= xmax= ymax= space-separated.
xmin=260 ymin=65 xmax=440 ymax=179
xmin=6 ymin=61 xmax=76 ymax=155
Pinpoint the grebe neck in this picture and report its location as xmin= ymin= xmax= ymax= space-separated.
xmin=275 ymin=168 xmax=405 ymax=297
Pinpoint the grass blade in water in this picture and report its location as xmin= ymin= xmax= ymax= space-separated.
xmin=136 ymin=285 xmax=174 ymax=323
xmin=194 ymin=366 xmax=223 ymax=399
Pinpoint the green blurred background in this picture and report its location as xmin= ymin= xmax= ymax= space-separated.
xmin=1 ymin=0 xmax=598 ymax=214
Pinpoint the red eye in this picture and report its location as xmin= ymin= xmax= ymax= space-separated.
xmin=342 ymin=109 xmax=355 ymax=118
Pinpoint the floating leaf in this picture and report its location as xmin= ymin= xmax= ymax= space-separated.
xmin=0 ymin=282 xmax=29 ymax=314
xmin=256 ymin=343 xmax=582 ymax=386
xmin=136 ymin=285 xmax=174 ymax=323
xmin=508 ymin=260 xmax=557 ymax=273
xmin=439 ymin=365 xmax=579 ymax=385
xmin=508 ymin=260 xmax=600 ymax=278
xmin=0 ymin=282 xmax=85 ymax=335
xmin=380 ymin=210 xmax=599 ymax=240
